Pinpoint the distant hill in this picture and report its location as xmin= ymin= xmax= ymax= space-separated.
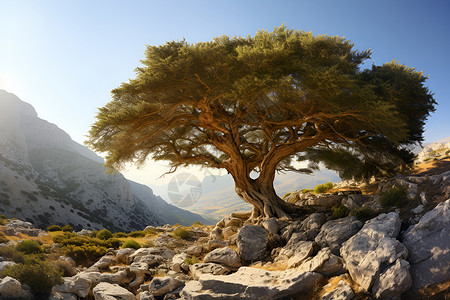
xmin=0 ymin=90 xmax=210 ymax=231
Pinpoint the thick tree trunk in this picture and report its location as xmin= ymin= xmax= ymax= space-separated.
xmin=233 ymin=174 xmax=306 ymax=222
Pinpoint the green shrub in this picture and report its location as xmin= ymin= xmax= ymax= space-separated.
xmin=143 ymin=228 xmax=158 ymax=236
xmin=142 ymin=240 xmax=155 ymax=248
xmin=282 ymin=192 xmax=291 ymax=199
xmin=0 ymin=214 xmax=7 ymax=225
xmin=314 ymin=182 xmax=333 ymax=194
xmin=301 ymin=188 xmax=314 ymax=193
xmin=331 ymin=204 xmax=349 ymax=219
xmin=62 ymin=244 xmax=107 ymax=265
xmin=128 ymin=230 xmax=146 ymax=238
xmin=1 ymin=255 xmax=63 ymax=297
xmin=0 ymin=231 xmax=8 ymax=244
xmin=61 ymin=224 xmax=74 ymax=232
xmin=192 ymin=221 xmax=203 ymax=226
xmin=184 ymin=255 xmax=200 ymax=265
xmin=96 ymin=229 xmax=113 ymax=240
xmin=380 ymin=185 xmax=408 ymax=207
xmin=113 ymin=232 xmax=128 ymax=238
xmin=15 ymin=240 xmax=42 ymax=254
xmin=0 ymin=245 xmax=25 ymax=263
xmin=350 ymin=207 xmax=375 ymax=221
xmin=172 ymin=227 xmax=190 ymax=239
xmin=122 ymin=239 xmax=141 ymax=250
xmin=47 ymin=225 xmax=62 ymax=232
xmin=104 ymin=238 xmax=121 ymax=249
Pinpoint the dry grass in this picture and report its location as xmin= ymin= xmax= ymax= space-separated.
xmin=316 ymin=274 xmax=358 ymax=299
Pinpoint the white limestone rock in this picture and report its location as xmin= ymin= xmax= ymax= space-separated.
xmin=315 ymin=216 xmax=362 ymax=255
xmin=93 ymin=282 xmax=136 ymax=300
xmin=237 ymin=225 xmax=268 ymax=263
xmin=203 ymin=247 xmax=242 ymax=269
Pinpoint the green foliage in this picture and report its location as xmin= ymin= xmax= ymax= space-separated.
xmin=1 ymin=255 xmax=63 ymax=297
xmin=47 ymin=225 xmax=62 ymax=232
xmin=282 ymin=192 xmax=291 ymax=199
xmin=301 ymin=189 xmax=314 ymax=193
xmin=15 ymin=240 xmax=42 ymax=254
xmin=0 ymin=214 xmax=7 ymax=225
xmin=192 ymin=221 xmax=203 ymax=226
xmin=184 ymin=255 xmax=200 ymax=265
xmin=122 ymin=239 xmax=141 ymax=249
xmin=314 ymin=182 xmax=334 ymax=194
xmin=172 ymin=227 xmax=190 ymax=240
xmin=350 ymin=207 xmax=375 ymax=221
xmin=96 ymin=229 xmax=113 ymax=240
xmin=52 ymin=232 xmax=110 ymax=264
xmin=61 ymin=224 xmax=74 ymax=232
xmin=380 ymin=185 xmax=408 ymax=207
xmin=0 ymin=232 xmax=8 ymax=244
xmin=142 ymin=240 xmax=155 ymax=248
xmin=104 ymin=238 xmax=121 ymax=248
xmin=113 ymin=232 xmax=128 ymax=238
xmin=128 ymin=230 xmax=146 ymax=238
xmin=0 ymin=245 xmax=25 ymax=263
xmin=331 ymin=204 xmax=349 ymax=219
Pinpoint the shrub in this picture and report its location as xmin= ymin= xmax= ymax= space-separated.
xmin=122 ymin=239 xmax=141 ymax=250
xmin=142 ymin=240 xmax=155 ymax=248
xmin=104 ymin=238 xmax=121 ymax=249
xmin=350 ymin=207 xmax=375 ymax=221
xmin=54 ymin=259 xmax=77 ymax=277
xmin=62 ymin=244 xmax=107 ymax=265
xmin=15 ymin=240 xmax=42 ymax=254
xmin=0 ymin=245 xmax=25 ymax=263
xmin=184 ymin=255 xmax=200 ymax=265
xmin=0 ymin=231 xmax=8 ymax=244
xmin=96 ymin=229 xmax=113 ymax=240
xmin=380 ymin=185 xmax=408 ymax=207
xmin=331 ymin=204 xmax=349 ymax=219
xmin=47 ymin=225 xmax=62 ymax=232
xmin=128 ymin=230 xmax=146 ymax=238
xmin=61 ymin=224 xmax=74 ymax=232
xmin=282 ymin=192 xmax=291 ymax=199
xmin=301 ymin=188 xmax=314 ymax=193
xmin=1 ymin=255 xmax=63 ymax=297
xmin=314 ymin=182 xmax=333 ymax=194
xmin=113 ymin=232 xmax=128 ymax=238
xmin=192 ymin=221 xmax=203 ymax=226
xmin=0 ymin=214 xmax=7 ymax=225
xmin=172 ymin=227 xmax=190 ymax=240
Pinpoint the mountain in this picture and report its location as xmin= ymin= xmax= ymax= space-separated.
xmin=416 ymin=137 xmax=450 ymax=163
xmin=0 ymin=90 xmax=210 ymax=231
xmin=186 ymin=169 xmax=340 ymax=220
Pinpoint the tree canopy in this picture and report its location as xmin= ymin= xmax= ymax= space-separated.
xmin=87 ymin=26 xmax=435 ymax=220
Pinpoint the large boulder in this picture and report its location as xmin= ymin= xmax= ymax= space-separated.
xmin=147 ymin=276 xmax=184 ymax=297
xmin=203 ymin=247 xmax=242 ymax=269
xmin=0 ymin=276 xmax=23 ymax=299
xmin=275 ymin=232 xmax=318 ymax=268
xmin=371 ymin=259 xmax=412 ymax=299
xmin=402 ymin=198 xmax=450 ymax=290
xmin=53 ymin=276 xmax=93 ymax=298
xmin=189 ymin=263 xmax=230 ymax=279
xmin=180 ymin=267 xmax=323 ymax=299
xmin=298 ymin=247 xmax=346 ymax=277
xmin=237 ymin=225 xmax=268 ymax=263
xmin=340 ymin=212 xmax=408 ymax=292
xmin=315 ymin=216 xmax=362 ymax=255
xmin=93 ymin=282 xmax=136 ymax=300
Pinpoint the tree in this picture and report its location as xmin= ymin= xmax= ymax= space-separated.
xmin=87 ymin=26 xmax=435 ymax=221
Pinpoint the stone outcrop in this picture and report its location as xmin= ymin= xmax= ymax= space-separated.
xmin=93 ymin=282 xmax=136 ymax=300
xmin=315 ymin=216 xmax=362 ymax=254
xmin=237 ymin=225 xmax=268 ymax=263
xmin=402 ymin=198 xmax=450 ymax=290
xmin=203 ymin=247 xmax=242 ymax=269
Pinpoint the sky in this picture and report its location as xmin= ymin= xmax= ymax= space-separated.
xmin=1 ymin=0 xmax=449 ymax=193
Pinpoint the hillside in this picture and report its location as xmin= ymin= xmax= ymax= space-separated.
xmin=0 ymin=90 xmax=210 ymax=231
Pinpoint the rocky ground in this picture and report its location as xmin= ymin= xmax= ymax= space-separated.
xmin=1 ymin=158 xmax=449 ymax=299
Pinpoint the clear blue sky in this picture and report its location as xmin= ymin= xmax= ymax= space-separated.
xmin=1 ymin=0 xmax=449 ymax=146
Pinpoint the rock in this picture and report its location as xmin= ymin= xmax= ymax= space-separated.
xmin=275 ymin=232 xmax=315 ymax=264
xmin=300 ymin=213 xmax=327 ymax=231
xmin=116 ymin=248 xmax=136 ymax=264
xmin=203 ymin=247 xmax=242 ymax=269
xmin=224 ymin=217 xmax=242 ymax=228
xmin=412 ymin=204 xmax=424 ymax=214
xmin=342 ymin=194 xmax=366 ymax=210
xmin=419 ymin=191 xmax=428 ymax=205
xmin=321 ymin=278 xmax=354 ymax=300
xmin=396 ymin=179 xmax=418 ymax=200
xmin=186 ymin=245 xmax=203 ymax=256
xmin=340 ymin=212 xmax=407 ymax=291
xmin=99 ymin=270 xmax=130 ymax=285
xmin=262 ymin=217 xmax=279 ymax=234
xmin=129 ymin=262 xmax=150 ymax=290
xmin=49 ymin=291 xmax=78 ymax=300
xmin=92 ymin=255 xmax=115 ymax=269
xmin=0 ymin=276 xmax=23 ymax=299
xmin=207 ymin=239 xmax=227 ymax=250
xmin=402 ymin=199 xmax=450 ymax=290
xmin=76 ymin=229 xmax=93 ymax=236
xmin=299 ymin=247 xmax=346 ymax=277
xmin=305 ymin=194 xmax=343 ymax=208
xmin=93 ymin=282 xmax=136 ymax=300
xmin=148 ymin=276 xmax=184 ymax=297
xmin=372 ymin=259 xmax=412 ymax=299
xmin=130 ymin=247 xmax=174 ymax=262
xmin=315 ymin=216 xmax=362 ymax=255
xmin=222 ymin=226 xmax=239 ymax=240
xmin=237 ymin=225 xmax=268 ymax=263
xmin=75 ymin=271 xmax=102 ymax=285
xmin=53 ymin=276 xmax=93 ymax=298
xmin=138 ymin=291 xmax=155 ymax=300
xmin=189 ymin=263 xmax=230 ymax=279
xmin=280 ymin=220 xmax=301 ymax=241
xmin=0 ymin=261 xmax=16 ymax=272
xmin=134 ymin=255 xmax=164 ymax=266
xmin=209 ymin=226 xmax=223 ymax=240
xmin=180 ymin=267 xmax=323 ymax=299
xmin=172 ymin=253 xmax=188 ymax=272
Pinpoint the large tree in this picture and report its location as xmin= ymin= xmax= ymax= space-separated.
xmin=87 ymin=26 xmax=435 ymax=221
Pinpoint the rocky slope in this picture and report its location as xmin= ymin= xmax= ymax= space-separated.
xmin=1 ymin=160 xmax=448 ymax=299
xmin=0 ymin=90 xmax=210 ymax=230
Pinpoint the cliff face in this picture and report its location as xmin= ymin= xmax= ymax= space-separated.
xmin=0 ymin=90 xmax=210 ymax=230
